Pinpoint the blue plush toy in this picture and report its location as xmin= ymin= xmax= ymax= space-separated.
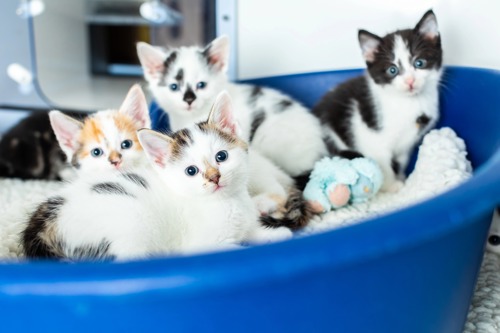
xmin=303 ymin=156 xmax=384 ymax=213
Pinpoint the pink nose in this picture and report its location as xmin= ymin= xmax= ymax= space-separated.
xmin=405 ymin=77 xmax=415 ymax=87
xmin=209 ymin=174 xmax=220 ymax=185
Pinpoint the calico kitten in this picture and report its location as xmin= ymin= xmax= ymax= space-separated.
xmin=137 ymin=37 xmax=327 ymax=177
xmin=22 ymin=92 xmax=293 ymax=261
xmin=49 ymin=84 xmax=151 ymax=174
xmin=0 ymin=111 xmax=83 ymax=180
xmin=313 ymin=10 xmax=442 ymax=191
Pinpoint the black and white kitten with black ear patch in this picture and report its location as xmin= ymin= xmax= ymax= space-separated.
xmin=313 ymin=10 xmax=442 ymax=191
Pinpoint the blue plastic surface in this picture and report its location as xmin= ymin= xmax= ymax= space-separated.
xmin=2 ymin=67 xmax=499 ymax=332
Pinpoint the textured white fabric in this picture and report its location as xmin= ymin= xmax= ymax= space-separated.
xmin=0 ymin=127 xmax=497 ymax=332
xmin=299 ymin=127 xmax=472 ymax=235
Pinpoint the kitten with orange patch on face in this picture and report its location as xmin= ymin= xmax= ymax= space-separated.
xmin=49 ymin=84 xmax=151 ymax=174
xmin=22 ymin=91 xmax=293 ymax=261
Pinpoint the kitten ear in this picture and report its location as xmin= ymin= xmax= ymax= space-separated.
xmin=202 ymin=35 xmax=230 ymax=72
xmin=358 ymin=30 xmax=383 ymax=63
xmin=137 ymin=129 xmax=173 ymax=169
xmin=49 ymin=110 xmax=83 ymax=159
xmin=119 ymin=84 xmax=151 ymax=129
xmin=414 ymin=9 xmax=439 ymax=41
xmin=137 ymin=42 xmax=167 ymax=80
xmin=207 ymin=91 xmax=240 ymax=136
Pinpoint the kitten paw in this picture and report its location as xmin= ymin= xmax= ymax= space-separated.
xmin=248 ymin=225 xmax=293 ymax=244
xmin=253 ymin=194 xmax=280 ymax=216
xmin=308 ymin=200 xmax=327 ymax=214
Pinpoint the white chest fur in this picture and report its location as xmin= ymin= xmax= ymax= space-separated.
xmin=353 ymin=77 xmax=439 ymax=158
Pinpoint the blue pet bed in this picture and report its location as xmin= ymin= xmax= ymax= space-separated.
xmin=0 ymin=67 xmax=498 ymax=333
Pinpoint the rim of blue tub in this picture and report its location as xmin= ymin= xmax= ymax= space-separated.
xmin=0 ymin=66 xmax=498 ymax=297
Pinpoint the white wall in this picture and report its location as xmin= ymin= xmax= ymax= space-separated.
xmin=235 ymin=0 xmax=500 ymax=79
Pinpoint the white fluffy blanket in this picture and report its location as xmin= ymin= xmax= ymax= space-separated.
xmin=0 ymin=127 xmax=497 ymax=331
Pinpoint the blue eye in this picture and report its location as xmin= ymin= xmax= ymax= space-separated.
xmin=185 ymin=165 xmax=199 ymax=176
xmin=414 ymin=58 xmax=427 ymax=69
xmin=196 ymin=81 xmax=206 ymax=89
xmin=386 ymin=65 xmax=399 ymax=77
xmin=91 ymin=148 xmax=103 ymax=157
xmin=121 ymin=139 xmax=133 ymax=149
xmin=169 ymin=83 xmax=179 ymax=91
xmin=215 ymin=150 xmax=228 ymax=163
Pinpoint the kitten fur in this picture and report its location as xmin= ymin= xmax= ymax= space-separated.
xmin=137 ymin=37 xmax=327 ymax=178
xmin=23 ymin=92 xmax=292 ymax=261
xmin=137 ymin=41 xmax=315 ymax=224
xmin=0 ymin=111 xmax=83 ymax=180
xmin=313 ymin=10 xmax=442 ymax=191
xmin=49 ymin=84 xmax=151 ymax=174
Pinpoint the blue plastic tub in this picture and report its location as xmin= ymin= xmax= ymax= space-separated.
xmin=1 ymin=67 xmax=499 ymax=333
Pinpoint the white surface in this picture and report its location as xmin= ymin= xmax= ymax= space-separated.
xmin=236 ymin=0 xmax=500 ymax=79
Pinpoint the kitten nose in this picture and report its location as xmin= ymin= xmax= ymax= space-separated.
xmin=405 ymin=76 xmax=415 ymax=87
xmin=109 ymin=151 xmax=122 ymax=166
xmin=209 ymin=173 xmax=220 ymax=185
xmin=183 ymin=88 xmax=196 ymax=105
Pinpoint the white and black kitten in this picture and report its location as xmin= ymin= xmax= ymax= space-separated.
xmin=22 ymin=92 xmax=293 ymax=261
xmin=137 ymin=36 xmax=327 ymax=178
xmin=313 ymin=10 xmax=442 ymax=191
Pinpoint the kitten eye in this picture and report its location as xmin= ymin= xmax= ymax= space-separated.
xmin=185 ymin=165 xmax=199 ymax=176
xmin=196 ymin=81 xmax=206 ymax=89
xmin=386 ymin=65 xmax=399 ymax=77
xmin=169 ymin=83 xmax=179 ymax=91
xmin=91 ymin=148 xmax=103 ymax=158
xmin=215 ymin=150 xmax=228 ymax=163
xmin=121 ymin=139 xmax=133 ymax=149
xmin=414 ymin=58 xmax=428 ymax=69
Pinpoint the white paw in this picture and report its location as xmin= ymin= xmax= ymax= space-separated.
xmin=258 ymin=226 xmax=293 ymax=243
xmin=253 ymin=194 xmax=279 ymax=215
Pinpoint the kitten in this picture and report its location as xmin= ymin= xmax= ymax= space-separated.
xmin=136 ymin=36 xmax=327 ymax=178
xmin=0 ymin=111 xmax=83 ymax=180
xmin=312 ymin=10 xmax=442 ymax=191
xmin=137 ymin=40 xmax=316 ymax=223
xmin=22 ymin=91 xmax=293 ymax=261
xmin=49 ymin=84 xmax=151 ymax=174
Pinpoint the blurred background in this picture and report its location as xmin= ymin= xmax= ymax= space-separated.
xmin=0 ymin=0 xmax=499 ymax=132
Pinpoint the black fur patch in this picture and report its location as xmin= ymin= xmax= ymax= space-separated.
xmin=293 ymin=172 xmax=312 ymax=192
xmin=23 ymin=196 xmax=65 ymax=259
xmin=249 ymin=110 xmax=266 ymax=142
xmin=313 ymin=76 xmax=379 ymax=149
xmin=248 ymin=86 xmax=264 ymax=106
xmin=122 ymin=173 xmax=149 ymax=189
xmin=175 ymin=68 xmax=184 ymax=82
xmin=278 ymin=99 xmax=293 ymax=111
xmin=391 ymin=158 xmax=401 ymax=175
xmin=159 ymin=51 xmax=178 ymax=86
xmin=416 ymin=114 xmax=431 ymax=129
xmin=92 ymin=183 xmax=134 ymax=197
xmin=338 ymin=150 xmax=365 ymax=160
xmin=67 ymin=240 xmax=115 ymax=261
xmin=260 ymin=189 xmax=314 ymax=230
